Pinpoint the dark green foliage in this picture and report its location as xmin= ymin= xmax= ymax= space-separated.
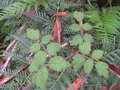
xmin=0 ymin=0 xmax=120 ymax=90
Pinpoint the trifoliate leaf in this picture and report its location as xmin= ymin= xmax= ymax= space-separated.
xmin=79 ymin=42 xmax=91 ymax=55
xmin=84 ymin=59 xmax=94 ymax=73
xmin=42 ymin=35 xmax=52 ymax=44
xmin=69 ymin=24 xmax=81 ymax=32
xmin=73 ymin=11 xmax=84 ymax=21
xmin=71 ymin=34 xmax=83 ymax=46
xmin=92 ymin=50 xmax=104 ymax=59
xmin=29 ymin=51 xmax=46 ymax=72
xmin=95 ymin=62 xmax=109 ymax=78
xmin=30 ymin=43 xmax=41 ymax=52
xmin=47 ymin=43 xmax=61 ymax=55
xmin=32 ymin=67 xmax=49 ymax=90
xmin=82 ymin=23 xmax=92 ymax=31
xmin=48 ymin=56 xmax=71 ymax=71
xmin=83 ymin=34 xmax=93 ymax=43
xmin=72 ymin=55 xmax=86 ymax=72
xmin=27 ymin=29 xmax=40 ymax=40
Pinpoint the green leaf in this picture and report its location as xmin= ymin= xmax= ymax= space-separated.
xmin=84 ymin=59 xmax=94 ymax=73
xmin=47 ymin=43 xmax=61 ymax=55
xmin=92 ymin=50 xmax=104 ymax=59
xmin=27 ymin=29 xmax=40 ymax=40
xmin=69 ymin=24 xmax=81 ymax=32
xmin=32 ymin=67 xmax=49 ymax=90
xmin=71 ymin=35 xmax=83 ymax=46
xmin=48 ymin=56 xmax=71 ymax=71
xmin=34 ymin=51 xmax=46 ymax=65
xmin=41 ymin=0 xmax=48 ymax=8
xmin=79 ymin=42 xmax=91 ymax=55
xmin=72 ymin=55 xmax=86 ymax=72
xmin=42 ymin=35 xmax=52 ymax=44
xmin=30 ymin=43 xmax=41 ymax=52
xmin=95 ymin=62 xmax=109 ymax=78
xmin=83 ymin=34 xmax=93 ymax=43
xmin=73 ymin=11 xmax=84 ymax=21
xmin=29 ymin=51 xmax=46 ymax=72
xmin=29 ymin=59 xmax=40 ymax=72
xmin=82 ymin=23 xmax=92 ymax=31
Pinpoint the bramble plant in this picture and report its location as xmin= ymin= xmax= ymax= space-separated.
xmin=26 ymin=11 xmax=109 ymax=90
xmin=0 ymin=0 xmax=120 ymax=90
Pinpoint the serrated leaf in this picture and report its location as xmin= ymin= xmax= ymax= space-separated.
xmin=32 ymin=67 xmax=49 ymax=90
xmin=71 ymin=34 xmax=83 ymax=46
xmin=92 ymin=50 xmax=104 ymax=59
xmin=29 ymin=51 xmax=46 ymax=72
xmin=47 ymin=43 xmax=61 ymax=55
xmin=69 ymin=24 xmax=81 ymax=32
xmin=29 ymin=60 xmax=40 ymax=72
xmin=34 ymin=51 xmax=46 ymax=65
xmin=27 ymin=29 xmax=40 ymax=40
xmin=83 ymin=34 xmax=93 ymax=43
xmin=48 ymin=56 xmax=71 ymax=71
xmin=72 ymin=55 xmax=86 ymax=72
xmin=73 ymin=11 xmax=84 ymax=21
xmin=42 ymin=35 xmax=52 ymax=44
xmin=30 ymin=43 xmax=41 ymax=52
xmin=79 ymin=42 xmax=91 ymax=55
xmin=95 ymin=62 xmax=109 ymax=78
xmin=82 ymin=23 xmax=92 ymax=31
xmin=84 ymin=59 xmax=94 ymax=73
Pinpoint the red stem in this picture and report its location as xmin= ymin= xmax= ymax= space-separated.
xmin=22 ymin=83 xmax=33 ymax=90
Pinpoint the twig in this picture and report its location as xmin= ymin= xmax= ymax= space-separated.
xmin=17 ymin=73 xmax=33 ymax=90
xmin=0 ymin=65 xmax=29 ymax=84
xmin=2 ymin=42 xmax=18 ymax=70
xmin=3 ymin=40 xmax=17 ymax=56
xmin=22 ymin=83 xmax=33 ymax=90
xmin=0 ymin=45 xmax=8 ymax=50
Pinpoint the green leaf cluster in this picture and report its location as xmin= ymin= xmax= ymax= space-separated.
xmin=69 ymin=11 xmax=92 ymax=32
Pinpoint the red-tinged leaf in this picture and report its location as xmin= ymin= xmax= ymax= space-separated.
xmin=112 ymin=85 xmax=120 ymax=90
xmin=72 ymin=82 xmax=80 ymax=89
xmin=76 ymin=78 xmax=84 ymax=85
xmin=108 ymin=64 xmax=120 ymax=76
xmin=101 ymin=86 xmax=110 ymax=90
xmin=67 ymin=73 xmax=87 ymax=90
xmin=54 ymin=11 xmax=67 ymax=16
xmin=22 ymin=10 xmax=36 ymax=19
xmin=17 ymin=10 xmax=36 ymax=19
xmin=52 ymin=17 xmax=62 ymax=43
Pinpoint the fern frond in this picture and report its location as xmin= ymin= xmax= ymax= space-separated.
xmin=103 ymin=48 xmax=120 ymax=66
xmin=0 ymin=0 xmax=40 ymax=20
xmin=86 ymin=7 xmax=120 ymax=44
